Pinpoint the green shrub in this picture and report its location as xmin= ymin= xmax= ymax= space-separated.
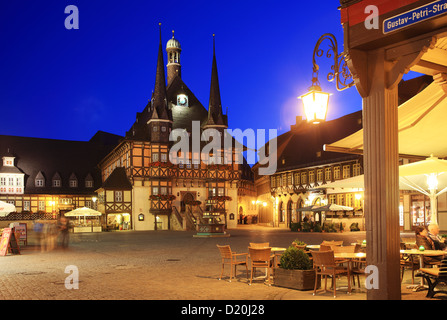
xmin=313 ymin=223 xmax=322 ymax=232
xmin=292 ymin=239 xmax=307 ymax=246
xmin=350 ymin=222 xmax=360 ymax=231
xmin=290 ymin=222 xmax=301 ymax=232
xmin=301 ymin=222 xmax=312 ymax=232
xmin=279 ymin=246 xmax=312 ymax=270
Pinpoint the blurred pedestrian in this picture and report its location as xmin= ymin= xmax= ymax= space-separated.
xmin=42 ymin=222 xmax=57 ymax=252
xmin=58 ymin=216 xmax=70 ymax=249
xmin=33 ymin=220 xmax=43 ymax=251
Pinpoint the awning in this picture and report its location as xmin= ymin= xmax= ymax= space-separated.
xmin=311 ymin=204 xmax=354 ymax=212
xmin=64 ymin=207 xmax=102 ymax=217
xmin=324 ymin=80 xmax=447 ymax=158
xmin=296 ymin=205 xmax=319 ymax=212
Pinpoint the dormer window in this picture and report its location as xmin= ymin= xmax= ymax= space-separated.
xmin=52 ymin=172 xmax=62 ymax=187
xmin=85 ymin=173 xmax=94 ymax=188
xmin=35 ymin=171 xmax=45 ymax=187
xmin=69 ymin=173 xmax=78 ymax=188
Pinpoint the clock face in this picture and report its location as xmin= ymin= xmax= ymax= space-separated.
xmin=177 ymin=94 xmax=188 ymax=107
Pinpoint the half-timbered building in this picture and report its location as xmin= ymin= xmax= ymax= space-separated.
xmin=97 ymin=29 xmax=254 ymax=230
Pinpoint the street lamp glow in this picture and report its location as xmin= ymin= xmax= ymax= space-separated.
xmin=427 ymin=173 xmax=438 ymax=191
xmin=299 ymin=85 xmax=330 ymax=124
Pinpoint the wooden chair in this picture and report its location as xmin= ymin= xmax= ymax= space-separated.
xmin=319 ymin=244 xmax=333 ymax=252
xmin=351 ymin=245 xmax=367 ymax=288
xmin=249 ymin=242 xmax=269 ymax=248
xmin=248 ymin=247 xmax=273 ymax=286
xmin=216 ymin=245 xmax=248 ymax=282
xmin=418 ymin=258 xmax=447 ymax=298
xmin=311 ymin=250 xmax=351 ymax=298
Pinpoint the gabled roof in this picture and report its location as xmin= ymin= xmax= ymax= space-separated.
xmin=255 ymin=111 xmax=363 ymax=174
xmin=101 ymin=167 xmax=132 ymax=190
xmin=0 ymin=131 xmax=122 ymax=194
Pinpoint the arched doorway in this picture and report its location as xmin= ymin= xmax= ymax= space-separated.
xmin=287 ymin=200 xmax=293 ymax=228
xmin=313 ymin=197 xmax=322 ymax=224
xmin=296 ymin=198 xmax=304 ymax=222
xmin=181 ymin=192 xmax=194 ymax=212
xmin=278 ymin=201 xmax=285 ymax=223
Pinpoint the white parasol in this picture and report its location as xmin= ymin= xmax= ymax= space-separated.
xmin=0 ymin=201 xmax=16 ymax=217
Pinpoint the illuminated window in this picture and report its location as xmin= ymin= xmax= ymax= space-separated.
xmin=317 ymin=169 xmax=323 ymax=182
xmin=342 ymin=165 xmax=350 ymax=179
xmin=294 ymin=173 xmax=300 ymax=185
xmin=301 ymin=172 xmax=307 ymax=185
xmin=325 ymin=167 xmax=332 ymax=181
xmin=337 ymin=194 xmax=344 ymax=206
xmin=333 ymin=166 xmax=340 ymax=180
xmin=345 ymin=193 xmax=353 ymax=207
xmin=309 ymin=171 xmax=315 ymax=184
xmin=329 ymin=194 xmax=336 ymax=204
xmin=353 ymin=163 xmax=361 ymax=176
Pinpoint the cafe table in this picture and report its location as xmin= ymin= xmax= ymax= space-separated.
xmin=400 ymin=249 xmax=446 ymax=291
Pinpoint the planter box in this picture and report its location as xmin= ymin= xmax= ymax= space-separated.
xmin=273 ymin=267 xmax=320 ymax=291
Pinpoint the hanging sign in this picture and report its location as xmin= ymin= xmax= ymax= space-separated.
xmin=383 ymin=0 xmax=447 ymax=34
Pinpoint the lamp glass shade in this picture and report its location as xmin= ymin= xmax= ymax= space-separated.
xmin=299 ymin=87 xmax=330 ymax=124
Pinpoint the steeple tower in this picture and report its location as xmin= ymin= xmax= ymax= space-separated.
xmin=166 ymin=30 xmax=182 ymax=86
xmin=148 ymin=23 xmax=172 ymax=143
xmin=203 ymin=34 xmax=228 ymax=129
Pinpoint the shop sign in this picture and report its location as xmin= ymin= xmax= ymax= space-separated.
xmin=384 ymin=0 xmax=447 ymax=34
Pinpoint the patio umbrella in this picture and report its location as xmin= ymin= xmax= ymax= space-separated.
xmin=318 ymin=155 xmax=447 ymax=224
xmin=64 ymin=207 xmax=102 ymax=217
xmin=0 ymin=201 xmax=16 ymax=217
xmin=311 ymin=204 xmax=354 ymax=212
xmin=398 ymin=155 xmax=447 ymax=225
xmin=296 ymin=205 xmax=319 ymax=212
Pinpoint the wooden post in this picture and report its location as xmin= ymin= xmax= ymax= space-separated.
xmin=362 ymin=48 xmax=401 ymax=300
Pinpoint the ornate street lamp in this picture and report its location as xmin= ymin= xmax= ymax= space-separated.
xmin=299 ymin=33 xmax=354 ymax=124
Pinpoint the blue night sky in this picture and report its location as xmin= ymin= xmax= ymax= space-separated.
xmin=0 ymin=0 xmax=418 ymax=142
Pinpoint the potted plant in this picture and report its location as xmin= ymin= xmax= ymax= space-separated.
xmin=292 ymin=239 xmax=307 ymax=250
xmin=273 ymin=246 xmax=319 ymax=291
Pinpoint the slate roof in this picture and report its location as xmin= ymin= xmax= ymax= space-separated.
xmin=255 ymin=111 xmax=364 ymax=174
xmin=101 ymin=167 xmax=132 ymax=190
xmin=0 ymin=131 xmax=122 ymax=195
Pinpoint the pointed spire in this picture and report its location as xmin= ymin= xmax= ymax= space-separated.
xmin=151 ymin=23 xmax=171 ymax=121
xmin=206 ymin=34 xmax=227 ymax=127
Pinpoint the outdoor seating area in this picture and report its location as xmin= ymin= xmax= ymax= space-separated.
xmin=216 ymin=237 xmax=447 ymax=299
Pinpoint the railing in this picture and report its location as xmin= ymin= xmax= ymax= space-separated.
xmin=171 ymin=206 xmax=183 ymax=230
xmin=0 ymin=212 xmax=56 ymax=221
xmin=184 ymin=208 xmax=197 ymax=231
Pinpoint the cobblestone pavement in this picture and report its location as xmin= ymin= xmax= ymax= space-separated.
xmin=0 ymin=226 xmax=443 ymax=302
